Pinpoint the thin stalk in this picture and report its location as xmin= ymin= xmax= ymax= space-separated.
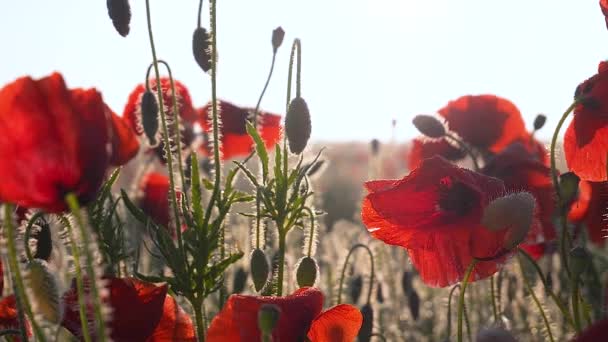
xmin=192 ymin=297 xmax=206 ymax=342
xmin=517 ymin=254 xmax=555 ymax=342
xmin=490 ymin=276 xmax=498 ymax=322
xmin=253 ymin=52 xmax=277 ymax=128
xmin=457 ymin=259 xmax=477 ymax=342
xmin=276 ymin=231 xmax=287 ymax=296
xmin=446 ymin=134 xmax=480 ymax=171
xmin=550 ymin=101 xmax=577 ymax=201
xmin=66 ymin=194 xmax=107 ymax=341
xmin=304 ymin=207 xmax=316 ymax=257
xmin=337 ymin=244 xmax=375 ymax=305
xmin=571 ymin=279 xmax=582 ymax=333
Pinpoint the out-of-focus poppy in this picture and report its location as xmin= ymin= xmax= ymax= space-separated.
xmin=108 ymin=106 xmax=140 ymax=166
xmin=568 ymin=180 xmax=608 ymax=246
xmin=140 ymin=172 xmax=184 ymax=237
xmin=0 ymin=295 xmax=31 ymax=341
xmin=564 ymin=61 xmax=608 ymax=182
xmin=61 ymin=278 xmax=194 ymax=342
xmin=406 ymin=138 xmax=466 ymax=170
xmin=362 ymin=156 xmax=514 ymax=287
xmin=0 ymin=73 xmax=113 ymax=212
xmin=519 ymin=243 xmax=547 ymax=260
xmin=438 ymin=95 xmax=527 ymax=153
xmin=197 ymin=100 xmax=282 ymax=160
xmin=206 ymin=287 xmax=362 ymax=342
xmin=600 ymin=0 xmax=608 ymax=29
xmin=572 ymin=318 xmax=608 ymax=341
xmin=482 ymin=143 xmax=556 ymax=244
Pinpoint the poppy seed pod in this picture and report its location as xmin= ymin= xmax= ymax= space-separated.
xmin=481 ymin=192 xmax=536 ymax=250
xmin=401 ymin=271 xmax=413 ymax=295
xmin=285 ymin=97 xmax=311 ymax=154
xmin=31 ymin=217 xmax=53 ymax=261
xmin=258 ymin=304 xmax=281 ymax=335
xmin=250 ymin=249 xmax=270 ymax=292
xmin=358 ymin=303 xmax=374 ymax=342
xmin=570 ymin=247 xmax=590 ymax=278
xmin=27 ymin=260 xmax=63 ymax=323
xmin=107 ymin=0 xmax=131 ymax=37
xmin=192 ymin=27 xmax=211 ymax=72
xmin=296 ymin=256 xmax=318 ymax=287
xmin=559 ymin=172 xmax=580 ymax=206
xmin=408 ymin=290 xmax=420 ymax=321
xmin=370 ymin=139 xmax=380 ymax=156
xmin=533 ymin=114 xmax=547 ymax=131
xmin=376 ymin=282 xmax=384 ymax=303
xmin=348 ymin=275 xmax=363 ymax=304
xmin=232 ymin=267 xmax=248 ymax=294
xmin=272 ymin=27 xmax=285 ymax=54
xmin=141 ymin=90 xmax=159 ymax=146
xmin=412 ymin=115 xmax=446 ymax=138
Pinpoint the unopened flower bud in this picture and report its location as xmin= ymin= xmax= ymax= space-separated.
xmin=32 ymin=218 xmax=52 ymax=261
xmin=370 ymin=139 xmax=380 ymax=156
xmin=107 ymin=0 xmax=131 ymax=37
xmin=285 ymin=97 xmax=311 ymax=154
xmin=533 ymin=114 xmax=546 ymax=131
xmin=401 ymin=271 xmax=413 ymax=296
xmin=250 ymin=249 xmax=270 ymax=292
xmin=376 ymin=282 xmax=384 ymax=303
xmin=192 ymin=27 xmax=211 ymax=72
xmin=412 ymin=115 xmax=446 ymax=138
xmin=482 ymin=192 xmax=536 ymax=250
xmin=348 ymin=275 xmax=363 ymax=304
xmin=258 ymin=304 xmax=281 ymax=335
xmin=408 ymin=290 xmax=420 ymax=321
xmin=306 ymin=160 xmax=326 ymax=177
xmin=358 ymin=304 xmax=374 ymax=342
xmin=232 ymin=267 xmax=248 ymax=294
xmin=476 ymin=327 xmax=517 ymax=342
xmin=559 ymin=172 xmax=580 ymax=205
xmin=272 ymin=27 xmax=285 ymax=54
xmin=141 ymin=90 xmax=159 ymax=146
xmin=26 ymin=260 xmax=62 ymax=323
xmin=570 ymin=247 xmax=590 ymax=278
xmin=296 ymin=256 xmax=318 ymax=287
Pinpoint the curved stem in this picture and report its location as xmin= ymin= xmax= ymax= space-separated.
xmin=571 ymin=279 xmax=582 ymax=333
xmin=550 ymin=101 xmax=577 ymax=201
xmin=517 ymin=254 xmax=555 ymax=342
xmin=286 ymin=39 xmax=302 ymax=110
xmin=303 ymin=207 xmax=316 ymax=257
xmin=197 ymin=0 xmax=204 ymax=28
xmin=490 ymin=276 xmax=498 ymax=322
xmin=23 ymin=211 xmax=45 ymax=262
xmin=446 ymin=284 xmax=460 ymax=337
xmin=457 ymin=259 xmax=477 ymax=342
xmin=446 ymin=134 xmax=480 ymax=171
xmin=337 ymin=244 xmax=375 ymax=305
xmin=276 ymin=231 xmax=286 ymax=296
xmin=253 ymin=52 xmax=277 ymax=129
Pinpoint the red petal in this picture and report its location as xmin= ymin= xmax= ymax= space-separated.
xmin=109 ymin=109 xmax=140 ymax=166
xmin=307 ymin=304 xmax=362 ymax=342
xmin=406 ymin=138 xmax=465 ymax=170
xmin=573 ymin=318 xmax=608 ymax=341
xmin=146 ymin=294 xmax=196 ymax=342
xmin=141 ymin=172 xmax=171 ymax=227
xmin=206 ymin=287 xmax=324 ymax=341
xmin=438 ymin=95 xmax=526 ymax=152
xmin=519 ymin=243 xmax=546 ymax=260
xmin=569 ymin=181 xmax=608 ymax=246
xmin=0 ymin=295 xmax=31 ymax=340
xmin=564 ymin=114 xmax=608 ymax=182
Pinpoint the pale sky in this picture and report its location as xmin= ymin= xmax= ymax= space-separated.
xmin=0 ymin=1 xmax=605 ymax=142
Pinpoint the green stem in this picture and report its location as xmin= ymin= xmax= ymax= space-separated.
xmin=446 ymin=134 xmax=480 ymax=171
xmin=517 ymin=254 xmax=555 ymax=342
xmin=276 ymin=231 xmax=286 ymax=296
xmin=304 ymin=207 xmax=316 ymax=257
xmin=66 ymin=194 xmax=107 ymax=342
xmin=571 ymin=279 xmax=582 ymax=333
xmin=253 ymin=52 xmax=277 ymax=129
xmin=192 ymin=297 xmax=206 ymax=342
xmin=23 ymin=211 xmax=45 ymax=262
xmin=490 ymin=276 xmax=498 ymax=322
xmin=60 ymin=215 xmax=92 ymax=342
xmin=337 ymin=244 xmax=375 ymax=305
xmin=457 ymin=259 xmax=477 ymax=342
xmin=550 ymin=101 xmax=577 ymax=201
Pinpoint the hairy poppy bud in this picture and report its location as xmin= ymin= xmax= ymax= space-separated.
xmin=232 ymin=267 xmax=248 ymax=294
xmin=250 ymin=249 xmax=270 ymax=292
xmin=285 ymin=97 xmax=311 ymax=154
xmin=559 ymin=172 xmax=580 ymax=206
xmin=570 ymin=247 xmax=590 ymax=278
xmin=296 ymin=256 xmax=318 ymax=287
xmin=481 ymin=192 xmax=536 ymax=250
xmin=272 ymin=27 xmax=285 ymax=54
xmin=412 ymin=115 xmax=446 ymax=138
xmin=107 ymin=0 xmax=131 ymax=37
xmin=27 ymin=260 xmax=62 ymax=323
xmin=376 ymin=281 xmax=384 ymax=303
xmin=306 ymin=159 xmax=326 ymax=177
xmin=401 ymin=271 xmax=413 ymax=296
xmin=258 ymin=304 xmax=281 ymax=335
xmin=141 ymin=90 xmax=159 ymax=146
xmin=193 ymin=27 xmax=211 ymax=72
xmin=31 ymin=217 xmax=52 ymax=261
xmin=370 ymin=139 xmax=380 ymax=156
xmin=476 ymin=327 xmax=517 ymax=342
xmin=408 ymin=290 xmax=420 ymax=321
xmin=358 ymin=303 xmax=374 ymax=342
xmin=533 ymin=114 xmax=546 ymax=131
xmin=348 ymin=275 xmax=363 ymax=304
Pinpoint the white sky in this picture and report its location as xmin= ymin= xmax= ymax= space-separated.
xmin=0 ymin=1 xmax=605 ymax=142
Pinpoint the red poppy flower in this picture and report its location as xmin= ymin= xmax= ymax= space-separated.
xmin=61 ymin=277 xmax=170 ymax=342
xmin=123 ymin=78 xmax=197 ymax=137
xmin=482 ymin=142 xmax=556 ymax=243
xmin=520 ymin=243 xmax=546 ymax=260
xmin=438 ymin=95 xmax=527 ymax=153
xmin=146 ymin=294 xmax=196 ymax=342
xmin=362 ymin=156 xmax=514 ymax=287
xmin=564 ymin=61 xmax=608 ymax=182
xmin=140 ymin=172 xmax=185 ymax=237
xmin=0 ymin=73 xmax=113 ymax=212
xmin=572 ymin=318 xmax=608 ymax=341
xmin=601 ymin=0 xmax=608 ymax=30
xmin=206 ymin=287 xmax=362 ymax=342
xmin=108 ymin=106 xmax=140 ymax=166
xmin=568 ymin=181 xmax=608 ymax=246
xmin=406 ymin=138 xmax=466 ymax=170
xmin=197 ymin=100 xmax=282 ymax=160
xmin=0 ymin=295 xmax=31 ymax=341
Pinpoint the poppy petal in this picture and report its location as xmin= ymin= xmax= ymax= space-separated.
xmin=307 ymin=304 xmax=362 ymax=342
xmin=146 ymin=294 xmax=196 ymax=342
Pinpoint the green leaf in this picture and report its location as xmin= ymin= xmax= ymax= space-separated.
xmin=246 ymin=122 xmax=269 ymax=181
xmin=202 ymin=178 xmax=215 ymax=191
xmin=120 ymin=189 xmax=149 ymax=223
xmin=190 ymin=153 xmax=204 ymax=227
xmin=232 ymin=161 xmax=259 ymax=187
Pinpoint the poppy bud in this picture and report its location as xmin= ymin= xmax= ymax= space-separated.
xmin=570 ymin=247 xmax=590 ymax=278
xmin=481 ymin=192 xmax=535 ymax=250
xmin=559 ymin=172 xmax=580 ymax=205
xmin=141 ymin=90 xmax=159 ymax=146
xmin=358 ymin=303 xmax=374 ymax=342
xmin=408 ymin=290 xmax=420 ymax=321
xmin=26 ymin=260 xmax=62 ymax=323
xmin=348 ymin=275 xmax=363 ymax=304
xmin=401 ymin=271 xmax=413 ymax=296
xmin=370 ymin=139 xmax=380 ymax=156
xmin=296 ymin=256 xmax=318 ymax=287
xmin=285 ymin=97 xmax=311 ymax=154
xmin=258 ymin=304 xmax=281 ymax=335
xmin=376 ymin=281 xmax=384 ymax=303
xmin=250 ymin=249 xmax=270 ymax=292
xmin=107 ymin=0 xmax=131 ymax=37
xmin=272 ymin=27 xmax=285 ymax=54
xmin=31 ymin=217 xmax=52 ymax=261
xmin=476 ymin=327 xmax=517 ymax=342
xmin=306 ymin=159 xmax=326 ymax=177
xmin=192 ymin=27 xmax=212 ymax=72
xmin=545 ymin=271 xmax=553 ymax=292
xmin=232 ymin=267 xmax=248 ymax=294
xmin=412 ymin=115 xmax=446 ymax=138
xmin=533 ymin=114 xmax=546 ymax=131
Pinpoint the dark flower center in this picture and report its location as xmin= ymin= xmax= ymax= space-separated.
xmin=437 ymin=177 xmax=479 ymax=216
